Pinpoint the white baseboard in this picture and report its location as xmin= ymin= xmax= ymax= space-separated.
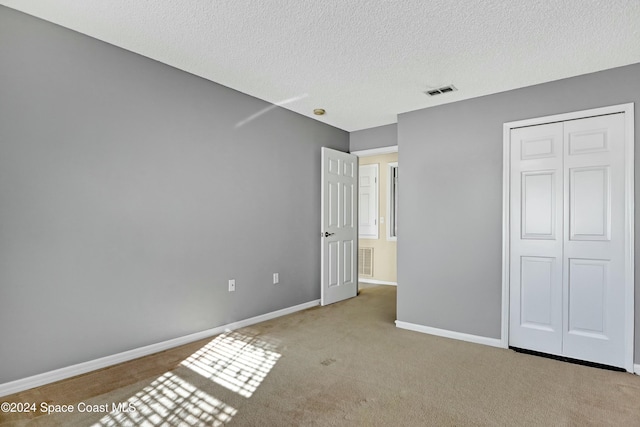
xmin=395 ymin=321 xmax=504 ymax=348
xmin=634 ymin=364 xmax=640 ymax=375
xmin=359 ymin=279 xmax=397 ymax=286
xmin=0 ymin=299 xmax=320 ymax=398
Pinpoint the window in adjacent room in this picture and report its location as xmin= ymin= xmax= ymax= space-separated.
xmin=387 ymin=162 xmax=398 ymax=240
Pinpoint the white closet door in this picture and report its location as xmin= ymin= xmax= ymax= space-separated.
xmin=509 ymin=113 xmax=628 ymax=369
xmin=562 ymin=114 xmax=626 ymax=367
xmin=509 ymin=122 xmax=564 ymax=355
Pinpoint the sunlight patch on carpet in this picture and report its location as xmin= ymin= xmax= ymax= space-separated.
xmin=181 ymin=331 xmax=281 ymax=398
xmin=94 ymin=372 xmax=236 ymax=426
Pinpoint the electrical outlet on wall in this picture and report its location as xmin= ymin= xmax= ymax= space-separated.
xmin=228 ymin=279 xmax=236 ymax=292
xmin=273 ymin=273 xmax=279 ymax=284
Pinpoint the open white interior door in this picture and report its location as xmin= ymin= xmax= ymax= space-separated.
xmin=321 ymin=147 xmax=358 ymax=305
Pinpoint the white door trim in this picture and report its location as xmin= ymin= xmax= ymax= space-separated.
xmin=501 ymin=103 xmax=635 ymax=372
xmin=351 ymin=145 xmax=398 ymax=157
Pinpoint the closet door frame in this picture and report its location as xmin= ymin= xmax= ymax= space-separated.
xmin=501 ymin=103 xmax=635 ymax=373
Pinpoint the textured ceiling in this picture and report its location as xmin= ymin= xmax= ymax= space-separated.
xmin=2 ymin=0 xmax=640 ymax=131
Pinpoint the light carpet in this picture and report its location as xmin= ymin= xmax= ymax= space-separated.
xmin=2 ymin=285 xmax=639 ymax=426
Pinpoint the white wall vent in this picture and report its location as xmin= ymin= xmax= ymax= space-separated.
xmin=425 ymin=85 xmax=457 ymax=96
xmin=358 ymin=248 xmax=374 ymax=277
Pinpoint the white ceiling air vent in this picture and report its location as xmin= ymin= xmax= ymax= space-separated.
xmin=425 ymin=85 xmax=457 ymax=96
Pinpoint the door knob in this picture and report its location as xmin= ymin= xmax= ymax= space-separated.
xmin=324 ymin=232 xmax=335 ymax=237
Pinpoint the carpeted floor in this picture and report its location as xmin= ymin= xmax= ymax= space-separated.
xmin=2 ymin=285 xmax=640 ymax=426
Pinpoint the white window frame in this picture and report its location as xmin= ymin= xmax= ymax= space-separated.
xmin=387 ymin=162 xmax=398 ymax=241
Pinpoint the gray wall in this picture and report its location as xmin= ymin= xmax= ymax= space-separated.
xmin=350 ymin=124 xmax=397 ymax=152
xmin=0 ymin=7 xmax=348 ymax=384
xmin=396 ymin=62 xmax=640 ymax=363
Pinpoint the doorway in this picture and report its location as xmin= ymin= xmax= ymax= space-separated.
xmin=352 ymin=146 xmax=399 ymax=290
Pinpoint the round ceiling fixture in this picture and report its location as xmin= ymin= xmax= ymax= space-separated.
xmin=313 ymin=108 xmax=326 ymax=116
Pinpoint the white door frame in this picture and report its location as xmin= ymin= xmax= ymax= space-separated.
xmin=501 ymin=103 xmax=635 ymax=372
xmin=351 ymin=145 xmax=399 ymax=157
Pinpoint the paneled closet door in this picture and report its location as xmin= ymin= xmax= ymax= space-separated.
xmin=509 ymin=113 xmax=627 ymax=368
xmin=562 ymin=114 xmax=626 ymax=367
xmin=509 ymin=123 xmax=564 ymax=356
